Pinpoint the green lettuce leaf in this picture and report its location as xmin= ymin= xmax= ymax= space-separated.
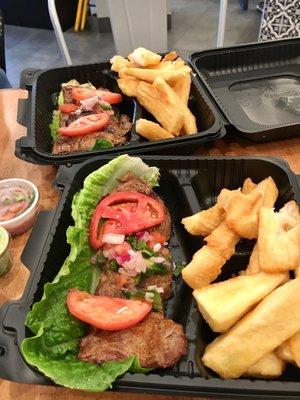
xmin=21 ymin=155 xmax=159 ymax=391
xmin=49 ymin=110 xmax=60 ymax=141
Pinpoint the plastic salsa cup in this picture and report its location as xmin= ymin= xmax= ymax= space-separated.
xmin=0 ymin=226 xmax=12 ymax=277
xmin=0 ymin=178 xmax=39 ymax=236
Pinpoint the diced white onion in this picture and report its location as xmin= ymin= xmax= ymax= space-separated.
xmin=147 ymin=285 xmax=164 ymax=293
xmin=150 ymin=256 xmax=165 ymax=264
xmin=153 ymin=243 xmax=161 ymax=252
xmin=102 ymin=233 xmax=125 ymax=244
xmin=145 ymin=292 xmax=155 ymax=302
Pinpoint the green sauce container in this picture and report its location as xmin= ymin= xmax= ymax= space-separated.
xmin=0 ymin=226 xmax=12 ymax=277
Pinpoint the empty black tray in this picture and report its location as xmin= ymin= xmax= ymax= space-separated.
xmin=15 ymin=62 xmax=225 ymax=166
xmin=190 ymin=38 xmax=300 ymax=143
xmin=0 ymin=156 xmax=300 ymax=398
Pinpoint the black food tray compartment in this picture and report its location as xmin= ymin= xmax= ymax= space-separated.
xmin=0 ymin=156 xmax=300 ymax=398
xmin=190 ymin=38 xmax=300 ymax=142
xmin=15 ymin=62 xmax=225 ymax=165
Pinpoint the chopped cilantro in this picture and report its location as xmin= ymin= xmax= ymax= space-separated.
xmin=173 ymin=262 xmax=186 ymax=278
xmin=123 ymin=289 xmax=163 ymax=312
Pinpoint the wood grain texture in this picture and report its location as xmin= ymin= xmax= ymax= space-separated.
xmin=0 ymin=89 xmax=299 ymax=399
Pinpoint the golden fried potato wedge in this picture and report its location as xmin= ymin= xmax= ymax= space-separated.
xmin=117 ymin=77 xmax=140 ymax=97
xmin=245 ymin=352 xmax=285 ymax=379
xmin=182 ymin=245 xmax=226 ymax=289
xmin=128 ymin=47 xmax=162 ymax=67
xmin=202 ymin=278 xmax=300 ymax=379
xmin=135 ymin=119 xmax=174 ymax=141
xmin=181 ymin=204 xmax=224 ymax=236
xmin=194 ymin=272 xmax=287 ymax=333
xmin=162 ymin=51 xmax=178 ymax=61
xmin=171 ymin=74 xmax=191 ymax=105
xmin=153 ymin=77 xmax=197 ymax=135
xmin=136 ymin=81 xmax=184 ymax=135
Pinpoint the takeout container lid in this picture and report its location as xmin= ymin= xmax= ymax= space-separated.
xmin=190 ymin=38 xmax=300 ymax=142
xmin=15 ymin=60 xmax=225 ymax=166
xmin=0 ymin=155 xmax=299 ymax=397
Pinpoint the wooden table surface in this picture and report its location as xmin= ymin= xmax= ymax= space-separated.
xmin=0 ymin=89 xmax=299 ymax=400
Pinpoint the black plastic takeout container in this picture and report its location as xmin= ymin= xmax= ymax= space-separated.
xmin=0 ymin=156 xmax=300 ymax=398
xmin=190 ymin=38 xmax=300 ymax=142
xmin=15 ymin=62 xmax=225 ymax=165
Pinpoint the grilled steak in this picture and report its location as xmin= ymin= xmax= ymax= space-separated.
xmin=52 ymin=115 xmax=131 ymax=154
xmin=78 ymin=312 xmax=187 ymax=368
xmin=96 ymin=270 xmax=136 ymax=297
xmin=78 ymin=173 xmax=186 ymax=370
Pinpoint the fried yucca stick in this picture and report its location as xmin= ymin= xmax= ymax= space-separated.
xmin=276 ymin=341 xmax=295 ymax=364
xmin=218 ymin=177 xmax=278 ymax=239
xmin=245 ymin=243 xmax=261 ymax=275
xmin=245 ymin=352 xmax=285 ymax=379
xmin=171 ymin=73 xmax=191 ymax=105
xmin=163 ymin=51 xmax=178 ymax=61
xmin=181 ymin=204 xmax=224 ymax=236
xmin=242 ymin=177 xmax=258 ymax=194
xmin=135 ymin=119 xmax=174 ymax=141
xmin=258 ymin=207 xmax=300 ymax=273
xmin=202 ymin=278 xmax=300 ymax=379
xmin=128 ymin=47 xmax=161 ymax=67
xmin=287 ymin=331 xmax=300 ymax=367
xmin=117 ymin=77 xmax=140 ymax=97
xmin=204 ymin=222 xmax=240 ymax=260
xmin=121 ymin=67 xmax=186 ymax=83
xmin=182 ymin=245 xmax=225 ymax=289
xmin=182 ymin=223 xmax=239 ymax=289
xmin=193 ymin=272 xmax=287 ymax=333
xmin=153 ymin=77 xmax=197 ymax=135
xmin=110 ymin=55 xmax=130 ymax=72
xmin=136 ymin=81 xmax=184 ymax=135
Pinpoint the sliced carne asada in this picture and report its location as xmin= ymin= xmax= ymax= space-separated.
xmin=78 ymin=312 xmax=187 ymax=368
xmin=78 ymin=172 xmax=187 ymax=369
xmin=52 ymin=83 xmax=132 ymax=154
xmin=52 ymin=115 xmax=131 ymax=154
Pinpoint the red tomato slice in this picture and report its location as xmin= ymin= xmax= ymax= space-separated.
xmin=90 ymin=219 xmax=126 ymax=249
xmin=72 ymin=88 xmax=122 ymax=104
xmin=67 ymin=288 xmax=151 ymax=331
xmin=89 ymin=191 xmax=166 ymax=249
xmin=58 ymin=113 xmax=110 ymax=137
xmin=59 ymin=103 xmax=80 ymax=114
